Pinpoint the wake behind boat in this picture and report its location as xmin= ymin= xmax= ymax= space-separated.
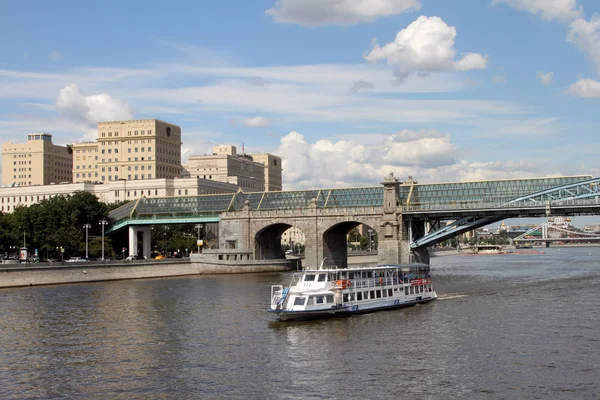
xmin=268 ymin=263 xmax=437 ymax=321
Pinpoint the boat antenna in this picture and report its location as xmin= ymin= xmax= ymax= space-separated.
xmin=319 ymin=257 xmax=327 ymax=270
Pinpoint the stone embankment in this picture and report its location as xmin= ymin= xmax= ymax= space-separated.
xmin=0 ymin=252 xmax=299 ymax=289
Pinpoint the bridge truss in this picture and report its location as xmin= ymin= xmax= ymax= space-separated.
xmin=409 ymin=177 xmax=600 ymax=248
xmin=513 ymin=223 xmax=600 ymax=242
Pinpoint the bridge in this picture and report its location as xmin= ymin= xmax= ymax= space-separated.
xmin=108 ymin=174 xmax=600 ymax=267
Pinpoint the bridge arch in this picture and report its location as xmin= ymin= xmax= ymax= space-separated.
xmin=322 ymin=220 xmax=379 ymax=269
xmin=253 ymin=221 xmax=311 ymax=261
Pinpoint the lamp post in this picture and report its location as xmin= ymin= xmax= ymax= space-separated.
xmin=164 ymin=226 xmax=170 ymax=257
xmin=56 ymin=246 xmax=64 ymax=261
xmin=368 ymin=229 xmax=373 ymax=252
xmin=353 ymin=231 xmax=360 ymax=252
xmin=83 ymin=223 xmax=91 ymax=259
xmin=195 ymin=224 xmax=203 ymax=254
xmin=99 ymin=220 xmax=108 ymax=260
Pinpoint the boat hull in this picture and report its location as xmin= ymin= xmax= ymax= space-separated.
xmin=269 ymin=295 xmax=437 ymax=321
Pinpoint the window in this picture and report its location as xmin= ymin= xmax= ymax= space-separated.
xmin=315 ymin=296 xmax=324 ymax=304
xmin=304 ymin=274 xmax=316 ymax=282
xmin=357 ymin=292 xmax=363 ymax=301
xmin=317 ymin=274 xmax=326 ymax=282
xmin=293 ymin=297 xmax=306 ymax=306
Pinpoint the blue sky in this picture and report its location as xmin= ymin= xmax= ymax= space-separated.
xmin=1 ymin=0 xmax=599 ymax=197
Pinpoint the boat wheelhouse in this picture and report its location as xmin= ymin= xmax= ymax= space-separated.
xmin=268 ymin=263 xmax=436 ymax=321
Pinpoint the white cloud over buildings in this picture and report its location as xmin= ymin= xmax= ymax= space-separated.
xmin=244 ymin=116 xmax=271 ymax=127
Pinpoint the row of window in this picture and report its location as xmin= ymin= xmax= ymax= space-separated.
xmin=100 ymin=129 xmax=153 ymax=138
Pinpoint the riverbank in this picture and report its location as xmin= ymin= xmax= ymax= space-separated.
xmin=0 ymin=256 xmax=298 ymax=289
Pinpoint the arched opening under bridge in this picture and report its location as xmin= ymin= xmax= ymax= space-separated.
xmin=255 ymin=223 xmax=305 ymax=260
xmin=323 ymin=221 xmax=378 ymax=269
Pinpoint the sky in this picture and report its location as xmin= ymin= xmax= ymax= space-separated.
xmin=1 ymin=0 xmax=599 ymax=199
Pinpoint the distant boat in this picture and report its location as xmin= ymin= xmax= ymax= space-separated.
xmin=458 ymin=244 xmax=505 ymax=255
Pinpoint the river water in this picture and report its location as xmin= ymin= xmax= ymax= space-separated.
xmin=0 ymin=247 xmax=599 ymax=399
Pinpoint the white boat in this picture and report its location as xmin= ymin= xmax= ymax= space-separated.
xmin=268 ymin=263 xmax=437 ymax=321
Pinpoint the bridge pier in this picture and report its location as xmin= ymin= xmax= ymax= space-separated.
xmin=128 ymin=226 xmax=151 ymax=259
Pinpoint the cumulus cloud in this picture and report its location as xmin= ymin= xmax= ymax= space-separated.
xmin=266 ymin=0 xmax=421 ymax=27
xmin=492 ymin=0 xmax=582 ymax=23
xmin=364 ymin=16 xmax=488 ymax=83
xmin=567 ymin=15 xmax=600 ymax=74
xmin=276 ymin=130 xmax=463 ymax=188
xmin=537 ymin=71 xmax=555 ymax=86
xmin=55 ymin=84 xmax=133 ymax=136
xmin=566 ymin=78 xmax=600 ymax=98
xmin=244 ymin=116 xmax=271 ymax=127
xmin=382 ymin=130 xmax=457 ymax=167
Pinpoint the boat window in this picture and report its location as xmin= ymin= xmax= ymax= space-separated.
xmin=326 ymin=295 xmax=334 ymax=303
xmin=294 ymin=297 xmax=306 ymax=306
xmin=315 ymin=295 xmax=324 ymax=304
xmin=317 ymin=274 xmax=326 ymax=282
xmin=343 ymin=293 xmax=349 ymax=302
xmin=410 ymin=286 xmax=414 ymax=295
xmin=405 ymin=287 xmax=409 ymax=295
xmin=304 ymin=274 xmax=316 ymax=282
xmin=420 ymin=285 xmax=424 ymax=293
xmin=388 ymin=289 xmax=393 ymax=297
xmin=350 ymin=293 xmax=355 ymax=301
xmin=376 ymin=290 xmax=382 ymax=299
xmin=357 ymin=292 xmax=363 ymax=301
xmin=382 ymin=289 xmax=387 ymax=297
xmin=370 ymin=291 xmax=375 ymax=299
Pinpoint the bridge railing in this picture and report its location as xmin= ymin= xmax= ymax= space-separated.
xmin=221 ymin=206 xmax=384 ymax=218
xmin=402 ymin=197 xmax=600 ymax=212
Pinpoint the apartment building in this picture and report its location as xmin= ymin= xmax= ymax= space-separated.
xmin=1 ymin=133 xmax=72 ymax=186
xmin=251 ymin=153 xmax=282 ymax=191
xmin=183 ymin=145 xmax=266 ymax=191
xmin=72 ymin=119 xmax=182 ymax=183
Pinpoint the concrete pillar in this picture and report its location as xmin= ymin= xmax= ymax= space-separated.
xmin=142 ymin=227 xmax=152 ymax=259
xmin=128 ymin=226 xmax=138 ymax=257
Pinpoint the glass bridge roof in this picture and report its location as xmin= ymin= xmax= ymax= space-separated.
xmin=109 ymin=175 xmax=591 ymax=222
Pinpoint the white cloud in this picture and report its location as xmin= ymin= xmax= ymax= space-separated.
xmin=55 ymin=84 xmax=133 ymax=138
xmin=382 ymin=130 xmax=457 ymax=167
xmin=266 ymin=0 xmax=421 ymax=27
xmin=364 ymin=16 xmax=488 ymax=82
xmin=537 ymin=71 xmax=555 ymax=85
xmin=567 ymin=15 xmax=600 ymax=74
xmin=492 ymin=75 xmax=507 ymax=84
xmin=244 ymin=116 xmax=270 ymax=127
xmin=48 ymin=50 xmax=63 ymax=61
xmin=275 ymin=130 xmax=547 ymax=189
xmin=492 ymin=0 xmax=582 ymax=23
xmin=566 ymin=78 xmax=600 ymax=98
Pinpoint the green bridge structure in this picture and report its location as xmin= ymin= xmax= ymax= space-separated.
xmin=108 ymin=174 xmax=600 ymax=267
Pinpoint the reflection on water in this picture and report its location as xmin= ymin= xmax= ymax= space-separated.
xmin=1 ymin=247 xmax=599 ymax=399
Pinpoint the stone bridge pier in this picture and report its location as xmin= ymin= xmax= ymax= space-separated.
xmin=218 ymin=174 xmax=422 ymax=268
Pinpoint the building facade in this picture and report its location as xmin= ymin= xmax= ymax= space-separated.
xmin=0 ymin=177 xmax=245 ymax=213
xmin=1 ymin=133 xmax=73 ymax=186
xmin=72 ymin=119 xmax=182 ymax=183
xmin=183 ymin=145 xmax=266 ymax=191
xmin=251 ymin=153 xmax=282 ymax=191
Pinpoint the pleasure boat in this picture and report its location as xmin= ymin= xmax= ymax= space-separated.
xmin=268 ymin=263 xmax=437 ymax=321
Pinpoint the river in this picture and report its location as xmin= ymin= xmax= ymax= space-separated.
xmin=0 ymin=246 xmax=599 ymax=399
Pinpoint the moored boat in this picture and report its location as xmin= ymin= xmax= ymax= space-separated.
xmin=268 ymin=263 xmax=437 ymax=321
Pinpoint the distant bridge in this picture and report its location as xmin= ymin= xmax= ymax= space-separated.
xmin=108 ymin=174 xmax=600 ymax=267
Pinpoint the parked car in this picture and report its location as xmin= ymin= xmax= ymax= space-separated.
xmin=66 ymin=257 xmax=89 ymax=263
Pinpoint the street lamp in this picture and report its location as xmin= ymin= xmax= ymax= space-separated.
xmin=56 ymin=246 xmax=64 ymax=262
xmin=164 ymin=226 xmax=170 ymax=257
xmin=368 ymin=229 xmax=373 ymax=252
xmin=195 ymin=224 xmax=203 ymax=254
xmin=99 ymin=220 xmax=108 ymax=260
xmin=83 ymin=223 xmax=91 ymax=259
